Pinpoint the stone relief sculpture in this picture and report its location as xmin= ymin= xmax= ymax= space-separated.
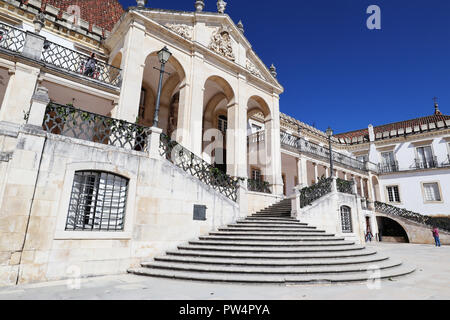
xmin=209 ymin=26 xmax=235 ymax=61
xmin=165 ymin=23 xmax=193 ymax=40
xmin=246 ymin=59 xmax=265 ymax=80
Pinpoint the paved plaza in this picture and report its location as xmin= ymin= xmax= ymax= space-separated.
xmin=0 ymin=242 xmax=448 ymax=300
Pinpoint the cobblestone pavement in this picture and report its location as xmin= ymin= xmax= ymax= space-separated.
xmin=0 ymin=243 xmax=449 ymax=300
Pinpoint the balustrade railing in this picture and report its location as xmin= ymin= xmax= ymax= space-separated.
xmin=280 ymin=131 xmax=371 ymax=173
xmin=375 ymin=201 xmax=450 ymax=232
xmin=42 ymin=103 xmax=149 ymax=151
xmin=299 ymin=177 xmax=332 ymax=208
xmin=159 ymin=133 xmax=240 ymax=202
xmin=336 ymin=178 xmax=354 ymax=194
xmin=378 ymin=161 xmax=399 ymax=173
xmin=414 ymin=157 xmax=439 ymax=170
xmin=0 ymin=22 xmax=26 ymax=53
xmin=247 ymin=131 xmax=265 ymax=145
xmin=41 ymin=41 xmax=122 ymax=87
xmin=247 ymin=179 xmax=271 ymax=194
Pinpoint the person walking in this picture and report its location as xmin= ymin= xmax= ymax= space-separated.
xmin=432 ymin=226 xmax=441 ymax=247
xmin=83 ymin=53 xmax=97 ymax=77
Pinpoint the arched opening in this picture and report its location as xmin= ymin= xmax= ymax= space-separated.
xmin=202 ymin=76 xmax=235 ymax=172
xmin=372 ymin=176 xmax=381 ymax=201
xmin=376 ymin=216 xmax=409 ymax=243
xmin=139 ymin=52 xmax=186 ymax=136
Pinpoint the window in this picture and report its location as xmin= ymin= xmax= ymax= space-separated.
xmin=251 ymin=168 xmax=262 ymax=182
xmin=340 ymin=206 xmax=353 ymax=233
xmin=381 ymin=151 xmax=395 ymax=166
xmin=416 ymin=146 xmax=434 ymax=168
xmin=387 ymin=186 xmax=401 ymax=203
xmin=218 ymin=115 xmax=227 ymax=133
xmin=66 ymin=171 xmax=129 ymax=231
xmin=423 ymin=183 xmax=441 ymax=202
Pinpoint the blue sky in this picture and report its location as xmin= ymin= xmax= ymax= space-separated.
xmin=119 ymin=0 xmax=450 ymax=134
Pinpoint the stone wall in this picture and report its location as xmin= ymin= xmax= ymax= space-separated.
xmin=247 ymin=191 xmax=284 ymax=215
xmin=0 ymin=124 xmax=239 ymax=286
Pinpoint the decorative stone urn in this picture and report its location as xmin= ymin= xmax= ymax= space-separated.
xmin=195 ymin=0 xmax=205 ymax=12
xmin=217 ymin=0 xmax=227 ymax=14
xmin=33 ymin=12 xmax=45 ymax=33
xmin=136 ymin=0 xmax=147 ymax=8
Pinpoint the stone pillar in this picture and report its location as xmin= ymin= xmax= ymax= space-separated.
xmin=175 ymin=82 xmax=191 ymax=144
xmin=227 ymin=102 xmax=247 ymax=178
xmin=27 ymin=86 xmax=50 ymax=127
xmin=264 ymin=117 xmax=283 ymax=195
xmin=237 ymin=179 xmax=248 ymax=218
xmin=291 ymin=185 xmax=302 ymax=218
xmin=360 ymin=177 xmax=365 ymax=198
xmin=331 ymin=176 xmax=337 ymax=193
xmin=297 ymin=157 xmax=308 ymax=186
xmin=325 ymin=165 xmax=329 ymax=178
xmin=22 ymin=31 xmax=45 ymax=61
xmin=0 ymin=63 xmax=40 ymax=124
xmin=313 ymin=163 xmax=318 ymax=184
xmin=115 ymin=20 xmax=146 ymax=123
xmin=147 ymin=127 xmax=162 ymax=160
xmin=352 ymin=177 xmax=358 ymax=195
xmin=187 ymin=53 xmax=205 ymax=156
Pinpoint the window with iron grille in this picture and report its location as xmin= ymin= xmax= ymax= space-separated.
xmin=340 ymin=206 xmax=353 ymax=233
xmin=66 ymin=171 xmax=129 ymax=231
xmin=387 ymin=185 xmax=401 ymax=203
xmin=251 ymin=168 xmax=262 ymax=182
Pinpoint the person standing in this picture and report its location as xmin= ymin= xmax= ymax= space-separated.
xmin=432 ymin=227 xmax=441 ymax=247
xmin=84 ymin=53 xmax=97 ymax=77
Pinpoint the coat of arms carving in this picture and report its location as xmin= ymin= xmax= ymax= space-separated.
xmin=208 ymin=26 xmax=235 ymax=61
xmin=165 ymin=23 xmax=193 ymax=40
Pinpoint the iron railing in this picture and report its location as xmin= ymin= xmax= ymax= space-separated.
xmin=41 ymin=41 xmax=122 ymax=87
xmin=299 ymin=177 xmax=333 ymax=208
xmin=375 ymin=201 xmax=450 ymax=232
xmin=42 ymin=103 xmax=150 ymax=151
xmin=0 ymin=22 xmax=26 ymax=53
xmin=159 ymin=133 xmax=240 ymax=202
xmin=378 ymin=161 xmax=400 ymax=173
xmin=280 ymin=131 xmax=372 ymax=173
xmin=336 ymin=178 xmax=354 ymax=195
xmin=414 ymin=157 xmax=438 ymax=170
xmin=247 ymin=179 xmax=271 ymax=194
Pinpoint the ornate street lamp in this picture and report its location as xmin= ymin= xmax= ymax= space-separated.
xmin=326 ymin=126 xmax=334 ymax=177
xmin=152 ymin=46 xmax=172 ymax=128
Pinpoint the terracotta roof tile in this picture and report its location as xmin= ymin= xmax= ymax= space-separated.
xmin=42 ymin=0 xmax=124 ymax=31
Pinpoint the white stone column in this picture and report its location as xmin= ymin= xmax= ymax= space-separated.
xmin=115 ymin=19 xmax=146 ymax=123
xmin=147 ymin=127 xmax=162 ymax=160
xmin=325 ymin=165 xmax=329 ymax=178
xmin=360 ymin=177 xmax=365 ymax=198
xmin=264 ymin=117 xmax=283 ymax=195
xmin=187 ymin=53 xmax=205 ymax=156
xmin=175 ymin=82 xmax=191 ymax=144
xmin=313 ymin=163 xmax=318 ymax=184
xmin=0 ymin=63 xmax=40 ymax=124
xmin=227 ymin=102 xmax=247 ymax=178
xmin=297 ymin=157 xmax=308 ymax=186
xmin=27 ymin=86 xmax=50 ymax=127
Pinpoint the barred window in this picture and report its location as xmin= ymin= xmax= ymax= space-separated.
xmin=387 ymin=186 xmax=401 ymax=203
xmin=340 ymin=206 xmax=353 ymax=233
xmin=218 ymin=115 xmax=227 ymax=133
xmin=251 ymin=168 xmax=262 ymax=182
xmin=66 ymin=171 xmax=129 ymax=231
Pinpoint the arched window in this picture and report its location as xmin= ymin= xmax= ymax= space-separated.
xmin=218 ymin=115 xmax=227 ymax=133
xmin=340 ymin=206 xmax=353 ymax=233
xmin=66 ymin=171 xmax=129 ymax=231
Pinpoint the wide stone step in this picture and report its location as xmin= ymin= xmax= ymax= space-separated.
xmin=152 ymin=254 xmax=389 ymax=267
xmin=178 ymin=244 xmax=367 ymax=253
xmin=128 ymin=265 xmax=415 ymax=284
xmin=236 ymin=221 xmax=311 ymax=226
xmin=211 ymin=231 xmax=335 ymax=237
xmin=188 ymin=240 xmax=355 ymax=247
xmin=203 ymin=234 xmax=340 ymax=240
xmin=140 ymin=259 xmax=401 ymax=275
xmin=167 ymin=249 xmax=378 ymax=260
xmin=220 ymin=227 xmax=319 ymax=232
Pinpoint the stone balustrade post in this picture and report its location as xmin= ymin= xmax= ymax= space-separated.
xmin=331 ymin=176 xmax=338 ymax=193
xmin=27 ymin=86 xmax=50 ymax=127
xmin=147 ymin=127 xmax=162 ymax=159
xmin=237 ymin=179 xmax=248 ymax=218
xmin=22 ymin=31 xmax=46 ymax=61
xmin=291 ymin=184 xmax=303 ymax=218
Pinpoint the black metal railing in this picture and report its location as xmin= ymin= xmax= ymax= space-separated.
xmin=414 ymin=157 xmax=438 ymax=170
xmin=299 ymin=177 xmax=333 ymax=208
xmin=41 ymin=41 xmax=122 ymax=87
xmin=378 ymin=161 xmax=400 ymax=173
xmin=247 ymin=179 xmax=271 ymax=194
xmin=42 ymin=103 xmax=149 ymax=151
xmin=375 ymin=201 xmax=450 ymax=232
xmin=159 ymin=133 xmax=240 ymax=202
xmin=0 ymin=22 xmax=26 ymax=53
xmin=336 ymin=178 xmax=354 ymax=194
xmin=280 ymin=131 xmax=371 ymax=173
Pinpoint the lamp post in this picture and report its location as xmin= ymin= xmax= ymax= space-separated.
xmin=152 ymin=46 xmax=172 ymax=128
xmin=326 ymin=127 xmax=334 ymax=177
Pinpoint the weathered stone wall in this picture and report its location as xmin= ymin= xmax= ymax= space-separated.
xmin=247 ymin=191 xmax=284 ymax=215
xmin=0 ymin=125 xmax=239 ymax=286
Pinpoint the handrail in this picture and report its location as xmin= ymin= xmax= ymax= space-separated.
xmin=0 ymin=21 xmax=26 ymax=53
xmin=42 ymin=103 xmax=149 ymax=151
xmin=375 ymin=201 xmax=450 ymax=232
xmin=159 ymin=133 xmax=240 ymax=202
xmin=299 ymin=178 xmax=333 ymax=208
xmin=41 ymin=40 xmax=122 ymax=87
xmin=247 ymin=179 xmax=271 ymax=194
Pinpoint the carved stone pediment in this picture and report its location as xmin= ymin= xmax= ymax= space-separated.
xmin=208 ymin=26 xmax=235 ymax=61
xmin=165 ymin=23 xmax=193 ymax=40
xmin=246 ymin=59 xmax=266 ymax=80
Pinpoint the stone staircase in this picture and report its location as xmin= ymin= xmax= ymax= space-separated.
xmin=129 ymin=199 xmax=415 ymax=284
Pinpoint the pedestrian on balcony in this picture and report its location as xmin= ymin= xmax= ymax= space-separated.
xmin=432 ymin=227 xmax=441 ymax=247
xmin=84 ymin=53 xmax=97 ymax=77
